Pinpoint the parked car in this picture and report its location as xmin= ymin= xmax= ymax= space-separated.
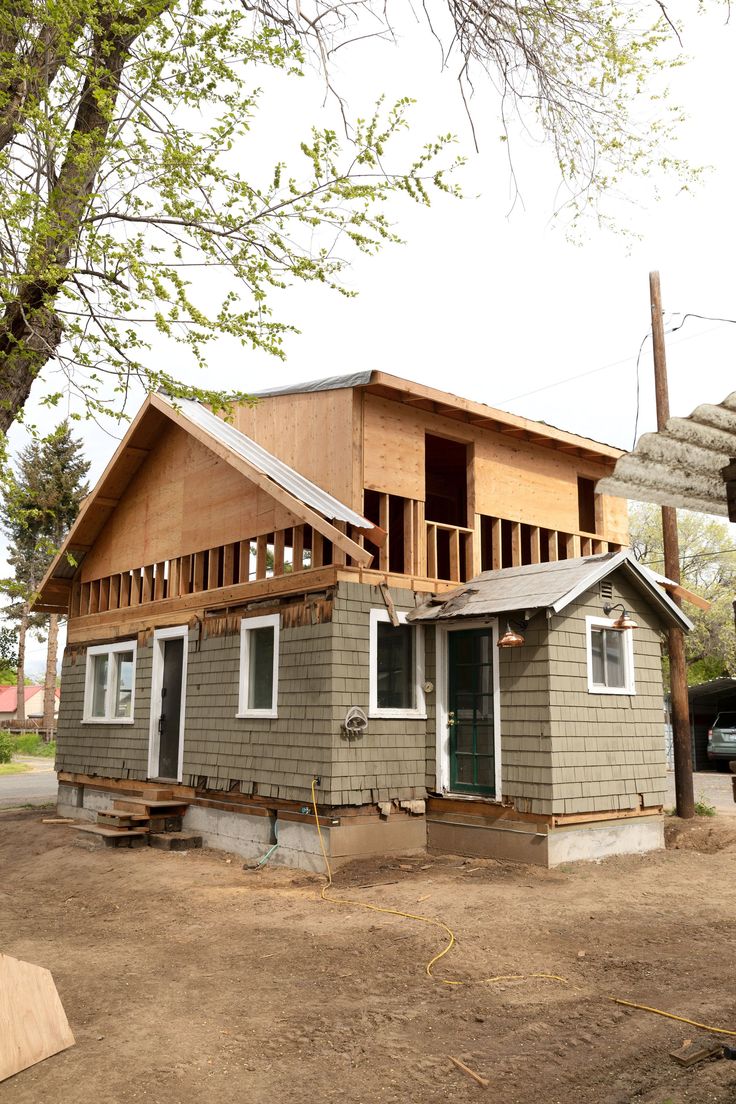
xmin=707 ymin=712 xmax=736 ymax=771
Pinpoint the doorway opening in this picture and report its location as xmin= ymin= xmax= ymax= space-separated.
xmin=148 ymin=626 xmax=188 ymax=782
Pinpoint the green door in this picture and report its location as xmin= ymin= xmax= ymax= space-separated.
xmin=448 ymin=628 xmax=496 ymax=796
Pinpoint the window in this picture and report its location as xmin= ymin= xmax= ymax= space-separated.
xmin=238 ymin=614 xmax=279 ymax=718
xmin=586 ymin=616 xmax=635 ymax=695
xmin=369 ymin=609 xmax=425 ymax=718
xmin=83 ymin=641 xmax=137 ymax=723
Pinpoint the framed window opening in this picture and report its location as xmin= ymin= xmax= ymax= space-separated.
xmin=369 ymin=609 xmax=426 ymax=719
xmin=586 ymin=616 xmax=636 ymax=695
xmin=83 ymin=640 xmax=137 ymax=723
xmin=238 ymin=613 xmax=280 ymax=718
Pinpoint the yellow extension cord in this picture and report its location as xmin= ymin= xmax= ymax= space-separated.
xmin=309 ymin=780 xmax=736 ymax=1039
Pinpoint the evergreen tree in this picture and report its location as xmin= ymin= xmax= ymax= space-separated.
xmin=1 ymin=423 xmax=90 ymax=725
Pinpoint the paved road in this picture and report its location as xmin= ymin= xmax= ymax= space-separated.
xmin=666 ymin=770 xmax=735 ymax=814
xmin=0 ymin=758 xmax=58 ymax=810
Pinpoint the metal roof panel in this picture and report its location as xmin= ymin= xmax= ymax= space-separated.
xmin=161 ymin=394 xmax=374 ymax=531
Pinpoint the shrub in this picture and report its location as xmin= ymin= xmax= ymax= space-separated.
xmin=0 ymin=732 xmax=13 ymax=764
xmin=11 ymin=734 xmax=56 ymax=758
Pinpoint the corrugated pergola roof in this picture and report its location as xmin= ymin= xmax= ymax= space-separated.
xmin=597 ymin=391 xmax=736 ymax=515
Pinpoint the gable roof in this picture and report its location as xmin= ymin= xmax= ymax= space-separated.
xmin=0 ymin=686 xmax=59 ymax=713
xmin=36 ymin=392 xmax=380 ymax=612
xmin=597 ymin=390 xmax=736 ymax=515
xmin=253 ymin=371 xmax=623 ymax=462
xmin=407 ymin=551 xmax=693 ymax=631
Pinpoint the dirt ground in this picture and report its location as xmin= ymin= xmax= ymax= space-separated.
xmin=2 ymin=811 xmax=736 ymax=1104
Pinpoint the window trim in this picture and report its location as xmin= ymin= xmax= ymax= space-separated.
xmin=82 ymin=639 xmax=138 ymax=724
xmin=237 ymin=613 xmax=280 ymax=719
xmin=369 ymin=608 xmax=426 ymax=720
xmin=585 ymin=615 xmax=636 ymax=695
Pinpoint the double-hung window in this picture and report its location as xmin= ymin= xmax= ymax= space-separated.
xmin=83 ymin=641 xmax=137 ymax=723
xmin=586 ymin=616 xmax=635 ymax=695
xmin=238 ymin=613 xmax=280 ymax=718
xmin=369 ymin=609 xmax=425 ymax=718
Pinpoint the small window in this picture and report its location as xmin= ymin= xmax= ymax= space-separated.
xmin=238 ymin=613 xmax=279 ymax=718
xmin=83 ymin=641 xmax=137 ymax=723
xmin=586 ymin=616 xmax=635 ymax=695
xmin=369 ymin=609 xmax=425 ymax=718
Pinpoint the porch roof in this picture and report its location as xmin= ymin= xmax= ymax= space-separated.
xmin=407 ymin=551 xmax=693 ymax=631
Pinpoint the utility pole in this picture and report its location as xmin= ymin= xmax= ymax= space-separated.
xmin=649 ymin=270 xmax=694 ymax=819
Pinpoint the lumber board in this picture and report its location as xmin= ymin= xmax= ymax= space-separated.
xmin=0 ymin=954 xmax=75 ymax=1083
xmin=74 ymin=824 xmax=149 ymax=837
xmin=112 ymin=798 xmax=190 ymax=812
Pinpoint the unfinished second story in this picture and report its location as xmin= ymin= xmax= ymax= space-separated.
xmin=235 ymin=372 xmax=627 ymax=584
xmin=37 ymin=371 xmax=627 ymax=637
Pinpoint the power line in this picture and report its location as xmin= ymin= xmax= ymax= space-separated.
xmin=641 ymin=547 xmax=736 ymax=567
xmin=498 ymin=312 xmax=736 ymax=408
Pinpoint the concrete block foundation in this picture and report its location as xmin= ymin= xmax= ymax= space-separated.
xmin=57 ymin=780 xmax=664 ymax=870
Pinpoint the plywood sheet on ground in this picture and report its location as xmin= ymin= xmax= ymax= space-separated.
xmin=0 ymin=954 xmax=75 ymax=1083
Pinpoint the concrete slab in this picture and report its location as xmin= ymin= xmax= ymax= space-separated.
xmin=547 ymin=816 xmax=664 ymax=866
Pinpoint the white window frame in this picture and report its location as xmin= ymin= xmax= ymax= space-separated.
xmin=238 ymin=613 xmax=280 ymax=719
xmin=586 ymin=616 xmax=636 ymax=695
xmin=83 ymin=639 xmax=137 ymax=724
xmin=369 ymin=608 xmax=426 ymax=720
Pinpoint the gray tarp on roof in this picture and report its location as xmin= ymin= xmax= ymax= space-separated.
xmin=597 ymin=391 xmax=736 ymax=516
xmin=252 ymin=372 xmax=374 ymax=398
xmin=407 ymin=551 xmax=692 ymax=631
xmin=161 ymin=394 xmax=375 ymax=531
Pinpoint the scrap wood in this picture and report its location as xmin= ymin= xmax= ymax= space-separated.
xmin=669 ymin=1040 xmax=723 ymax=1067
xmin=448 ymin=1055 xmax=489 ymax=1089
xmin=378 ymin=581 xmax=400 ymax=627
xmin=42 ymin=818 xmax=77 ymax=824
xmin=353 ymin=880 xmax=399 ymax=889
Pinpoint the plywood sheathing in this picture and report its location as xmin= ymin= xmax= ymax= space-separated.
xmin=0 ymin=954 xmax=75 ymax=1083
xmin=362 ymin=394 xmax=629 ymax=545
xmin=80 ymin=421 xmax=301 ymax=581
xmin=233 ymin=386 xmax=361 ymax=512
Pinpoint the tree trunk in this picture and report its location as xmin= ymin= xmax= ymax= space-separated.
xmin=43 ymin=613 xmax=59 ymax=736
xmin=15 ymin=600 xmax=28 ymax=724
xmin=0 ymin=301 xmax=64 ymax=435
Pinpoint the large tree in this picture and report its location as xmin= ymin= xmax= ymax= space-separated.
xmin=0 ymin=0 xmax=691 ymax=433
xmin=628 ymin=502 xmax=736 ymax=684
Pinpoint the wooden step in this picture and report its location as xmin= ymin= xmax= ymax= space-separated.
xmin=113 ymin=799 xmax=189 ymax=814
xmin=97 ymin=812 xmax=150 ymax=827
xmin=75 ymin=824 xmax=149 ymax=838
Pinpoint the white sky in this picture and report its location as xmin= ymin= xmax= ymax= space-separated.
xmin=6 ymin=9 xmax=736 ymax=674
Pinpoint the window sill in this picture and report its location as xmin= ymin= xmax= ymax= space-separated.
xmin=236 ymin=711 xmax=277 ymax=720
xmin=587 ymin=686 xmax=636 ymax=696
xmin=81 ymin=716 xmax=136 ymax=725
xmin=369 ymin=709 xmax=428 ymax=720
